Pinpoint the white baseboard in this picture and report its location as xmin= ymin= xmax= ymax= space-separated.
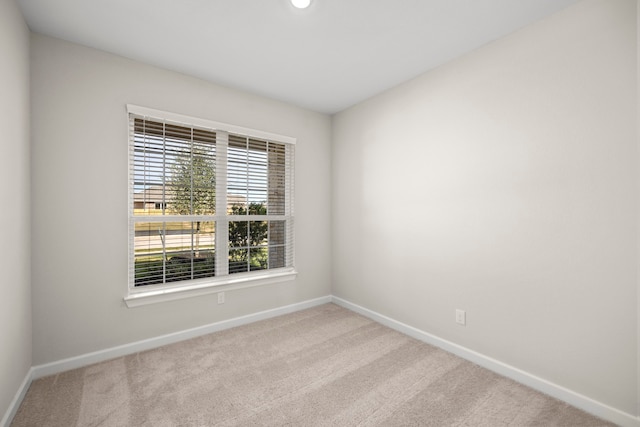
xmin=331 ymin=296 xmax=639 ymax=427
xmin=1 ymin=367 xmax=34 ymax=427
xmin=32 ymin=295 xmax=331 ymax=380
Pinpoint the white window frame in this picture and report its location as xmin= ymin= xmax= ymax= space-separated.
xmin=125 ymin=105 xmax=296 ymax=307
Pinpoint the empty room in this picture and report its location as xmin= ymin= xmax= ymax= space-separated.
xmin=1 ymin=0 xmax=638 ymax=425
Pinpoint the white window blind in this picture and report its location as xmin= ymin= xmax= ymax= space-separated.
xmin=128 ymin=106 xmax=295 ymax=293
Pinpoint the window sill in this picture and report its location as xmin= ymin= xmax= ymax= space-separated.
xmin=123 ymin=268 xmax=297 ymax=308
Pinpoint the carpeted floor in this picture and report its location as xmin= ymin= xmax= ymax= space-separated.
xmin=12 ymin=303 xmax=614 ymax=426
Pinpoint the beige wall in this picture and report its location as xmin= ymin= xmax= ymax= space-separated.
xmin=30 ymin=34 xmax=332 ymax=364
xmin=333 ymin=0 xmax=637 ymax=416
xmin=15 ymin=0 xmax=640 ymax=422
xmin=0 ymin=0 xmax=31 ymax=421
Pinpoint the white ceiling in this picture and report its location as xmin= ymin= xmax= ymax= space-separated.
xmin=17 ymin=0 xmax=581 ymax=114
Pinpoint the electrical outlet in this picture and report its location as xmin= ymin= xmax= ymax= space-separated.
xmin=455 ymin=309 xmax=466 ymax=326
xmin=218 ymin=292 xmax=225 ymax=305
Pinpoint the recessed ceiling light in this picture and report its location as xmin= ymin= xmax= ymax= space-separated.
xmin=291 ymin=0 xmax=311 ymax=9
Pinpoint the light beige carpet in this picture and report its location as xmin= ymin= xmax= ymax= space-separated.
xmin=12 ymin=303 xmax=614 ymax=426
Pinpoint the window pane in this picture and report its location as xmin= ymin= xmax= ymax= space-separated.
xmin=134 ymin=221 xmax=215 ymax=286
xmin=228 ymin=135 xmax=249 ymax=212
xmin=166 ymin=137 xmax=215 ymax=216
xmin=191 ymin=137 xmax=216 ymax=215
xmin=132 ymin=123 xmax=168 ymax=216
xmin=131 ymin=221 xmax=158 ymax=286
xmin=229 ymin=221 xmax=248 ymax=248
xmin=269 ymin=221 xmax=285 ymax=245
xmin=268 ymin=143 xmax=286 ymax=215
xmin=228 ymin=221 xmax=268 ymax=248
xmin=134 ymin=222 xmax=166 ymax=286
xmin=268 ymin=221 xmax=286 ymax=269
xmin=229 ymin=248 xmax=248 ymax=274
xmin=165 ymin=144 xmax=194 ymax=215
xmin=227 ymin=135 xmax=272 ymax=214
xmin=269 ymin=245 xmax=285 ymax=269
xmin=249 ymin=221 xmax=268 ymax=247
xmin=133 ymin=118 xmax=216 ymax=216
xmin=228 ymin=220 xmax=280 ymax=274
xmin=249 ymin=247 xmax=268 ymax=271
xmin=248 ymin=139 xmax=268 ymax=208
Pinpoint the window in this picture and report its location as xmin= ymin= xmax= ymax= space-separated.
xmin=127 ymin=105 xmax=295 ymax=304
